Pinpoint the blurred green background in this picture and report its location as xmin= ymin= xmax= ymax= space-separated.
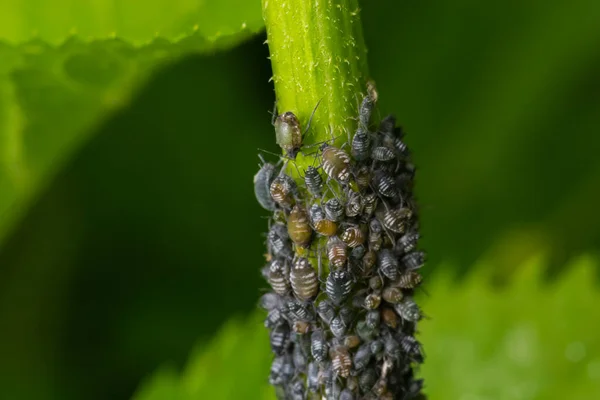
xmin=0 ymin=0 xmax=599 ymax=399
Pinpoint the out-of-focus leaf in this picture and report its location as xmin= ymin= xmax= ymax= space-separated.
xmin=362 ymin=0 xmax=600 ymax=270
xmin=134 ymin=256 xmax=600 ymax=400
xmin=0 ymin=19 xmax=262 ymax=245
xmin=421 ymin=254 xmax=600 ymax=399
xmin=0 ymin=1 xmax=262 ymax=45
xmin=132 ymin=315 xmax=274 ymax=400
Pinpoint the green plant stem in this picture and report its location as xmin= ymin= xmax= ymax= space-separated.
xmin=262 ymin=0 xmax=370 ymax=170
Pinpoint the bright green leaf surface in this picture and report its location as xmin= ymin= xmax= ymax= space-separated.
xmin=132 ymin=315 xmax=274 ymax=400
xmin=421 ymin=255 xmax=600 ymax=399
xmin=133 ymin=256 xmax=600 ymax=400
xmin=0 ymin=1 xmax=262 ymax=45
xmin=0 ymin=16 xmax=263 ymax=245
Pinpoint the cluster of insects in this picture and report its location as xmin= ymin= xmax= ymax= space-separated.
xmin=254 ymin=85 xmax=426 ymax=400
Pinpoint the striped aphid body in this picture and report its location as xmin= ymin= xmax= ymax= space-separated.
xmin=327 ymin=236 xmax=348 ymax=268
xmin=321 ymin=144 xmax=352 ymax=183
xmin=289 ymin=257 xmax=319 ymax=301
xmin=287 ymin=205 xmax=313 ymax=248
xmin=256 ymin=87 xmax=427 ymax=399
xmin=304 ymin=166 xmax=324 ymax=198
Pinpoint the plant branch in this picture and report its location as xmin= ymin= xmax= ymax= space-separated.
xmin=262 ymin=0 xmax=370 ymax=170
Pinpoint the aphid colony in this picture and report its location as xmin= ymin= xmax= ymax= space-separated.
xmin=254 ymin=88 xmax=426 ymax=400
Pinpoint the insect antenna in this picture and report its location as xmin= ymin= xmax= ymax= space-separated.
xmin=302 ymin=98 xmax=323 ymax=137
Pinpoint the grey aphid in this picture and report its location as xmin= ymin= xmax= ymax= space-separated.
xmin=370 ymin=339 xmax=384 ymax=360
xmin=330 ymin=314 xmax=348 ymax=338
xmin=374 ymin=170 xmax=399 ymax=198
xmin=269 ymin=356 xmax=286 ymax=385
xmin=356 ymin=320 xmax=375 ymax=341
xmin=258 ymin=292 xmax=281 ymax=310
xmin=265 ymin=307 xmax=285 ymax=328
xmin=358 ymin=92 xmax=375 ymax=128
xmin=254 ymin=161 xmax=277 ymax=211
xmin=371 ymin=146 xmax=396 ymax=162
xmin=289 ymin=377 xmax=306 ymax=400
xmin=310 ymin=330 xmax=328 ymax=362
xmin=358 ymin=367 xmax=378 ymax=393
xmin=268 ymin=223 xmax=293 ymax=259
xmin=400 ymin=335 xmax=424 ymax=363
xmin=365 ymin=309 xmax=381 ymax=329
xmin=325 ymin=378 xmax=342 ymax=400
xmin=402 ymin=251 xmax=425 ymax=270
xmin=304 ymin=166 xmax=323 ymax=197
xmin=285 ymin=298 xmax=314 ymax=322
xmin=317 ymin=299 xmax=336 ymax=325
xmin=395 ymin=297 xmax=421 ymax=322
xmin=379 ymin=114 xmax=396 ymax=135
xmin=351 ymin=126 xmax=371 ymax=161
xmin=324 ymin=198 xmax=344 ymax=222
xmin=293 ymin=343 xmax=308 ymax=371
xmin=325 ymin=269 xmax=353 ymax=305
xmin=383 ymin=334 xmax=401 ymax=361
xmin=362 ymin=192 xmax=378 ymax=218
xmin=269 ymin=323 xmax=291 ymax=355
xmin=378 ymin=248 xmax=400 ymax=280
xmin=307 ymin=362 xmax=320 ymax=393
xmin=353 ymin=343 xmax=372 ymax=370
xmin=339 ymin=388 xmax=356 ymax=400
xmin=396 ymin=231 xmax=420 ymax=254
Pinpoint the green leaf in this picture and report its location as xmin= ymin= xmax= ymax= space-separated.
xmin=0 ymin=1 xmax=263 ymax=45
xmin=132 ymin=314 xmax=274 ymax=400
xmin=133 ymin=255 xmax=600 ymax=400
xmin=421 ymin=254 xmax=600 ymax=399
xmin=0 ymin=7 xmax=263 ymax=244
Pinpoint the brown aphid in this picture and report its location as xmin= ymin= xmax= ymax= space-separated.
xmin=368 ymin=219 xmax=383 ymax=252
xmin=364 ymin=293 xmax=381 ymax=309
xmin=346 ymin=191 xmax=363 ymax=217
xmin=290 ymin=257 xmax=319 ymax=301
xmin=362 ymin=192 xmax=378 ymax=218
xmin=382 ymin=287 xmax=404 ymax=303
xmin=314 ymin=219 xmax=338 ymax=237
xmin=346 ymin=375 xmax=359 ymax=392
xmin=369 ymin=275 xmax=383 ymax=290
xmin=330 ymin=345 xmax=352 ymax=378
xmin=363 ymin=250 xmax=377 ymax=273
xmin=321 ymin=144 xmax=352 ymax=183
xmin=379 ymin=391 xmax=394 ymax=400
xmin=373 ymin=376 xmax=388 ymax=396
xmin=344 ymin=335 xmax=361 ymax=349
xmin=393 ymin=271 xmax=423 ymax=289
xmin=293 ymin=320 xmax=311 ymax=334
xmin=354 ymin=165 xmax=371 ymax=189
xmin=327 ymin=236 xmax=347 ymax=268
xmin=269 ymin=173 xmax=297 ymax=207
xmin=375 ymin=204 xmax=412 ymax=234
xmin=381 ymin=307 xmax=399 ymax=329
xmin=341 ymin=226 xmax=365 ymax=247
xmin=268 ymin=259 xmax=289 ymax=296
xmin=288 ymin=205 xmax=313 ymax=248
